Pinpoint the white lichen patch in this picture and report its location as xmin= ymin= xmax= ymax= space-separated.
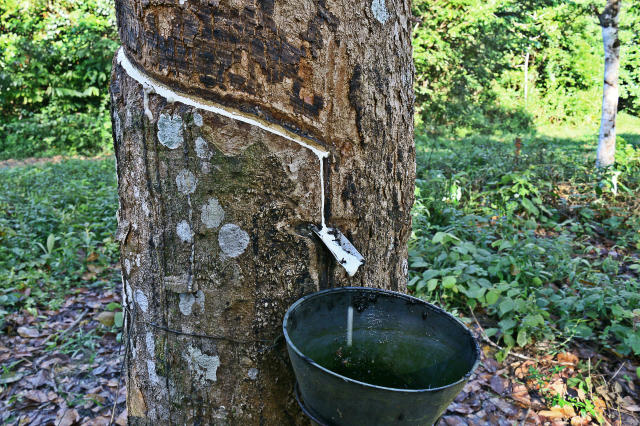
xmin=247 ymin=368 xmax=259 ymax=380
xmin=195 ymin=137 xmax=212 ymax=159
xmin=193 ymin=111 xmax=203 ymax=127
xmin=371 ymin=0 xmax=389 ymax=24
xmin=201 ymin=161 xmax=211 ymax=174
xmin=125 ymin=281 xmax=133 ymax=306
xmin=147 ymin=360 xmax=161 ymax=384
xmin=201 ymin=198 xmax=225 ymax=229
xmin=135 ymin=289 xmax=149 ymax=313
xmin=176 ymin=169 xmax=197 ymax=195
xmin=146 ymin=332 xmax=155 ymax=356
xmin=113 ymin=113 xmax=122 ymax=142
xmin=185 ymin=345 xmax=220 ymax=383
xmin=218 ymin=224 xmax=250 ymax=258
xmin=157 ymin=113 xmax=183 ymax=149
xmin=176 ymin=220 xmax=193 ymax=243
xmin=179 ymin=290 xmax=205 ymax=316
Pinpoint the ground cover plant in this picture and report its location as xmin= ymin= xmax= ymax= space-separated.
xmin=409 ymin=113 xmax=640 ymax=422
xmin=0 ymin=159 xmax=119 ymax=320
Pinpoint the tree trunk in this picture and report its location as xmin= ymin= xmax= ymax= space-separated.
xmin=596 ymin=0 xmax=622 ymax=168
xmin=110 ymin=0 xmax=415 ymax=423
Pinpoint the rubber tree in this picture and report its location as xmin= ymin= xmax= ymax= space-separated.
xmin=110 ymin=0 xmax=415 ymax=423
xmin=596 ymin=0 xmax=622 ymax=168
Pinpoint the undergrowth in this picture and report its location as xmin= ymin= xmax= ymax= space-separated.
xmin=0 ymin=159 xmax=119 ymax=325
xmin=409 ymin=114 xmax=640 ymax=359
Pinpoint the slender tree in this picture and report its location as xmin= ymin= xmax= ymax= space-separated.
xmin=110 ymin=0 xmax=414 ymax=423
xmin=595 ymin=0 xmax=622 ymax=168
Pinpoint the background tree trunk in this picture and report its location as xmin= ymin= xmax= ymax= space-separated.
xmin=110 ymin=0 xmax=415 ymax=423
xmin=596 ymin=0 xmax=622 ymax=168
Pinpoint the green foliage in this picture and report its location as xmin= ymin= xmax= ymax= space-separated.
xmin=410 ymin=116 xmax=640 ymax=356
xmin=0 ymin=159 xmax=119 ymax=319
xmin=0 ymin=0 xmax=118 ymax=159
xmin=411 ymin=0 xmax=640 ymax=133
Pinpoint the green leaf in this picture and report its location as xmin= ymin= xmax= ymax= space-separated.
xmin=485 ymin=328 xmax=499 ymax=338
xmin=427 ymin=279 xmax=438 ymax=292
xmin=517 ymin=329 xmax=528 ymax=347
xmin=432 ymin=232 xmax=446 ymax=244
xmin=521 ymin=198 xmax=539 ymax=216
xmin=503 ymin=333 xmax=515 ymax=348
xmin=499 ymin=298 xmax=515 ymax=315
xmin=106 ymin=302 xmax=121 ymax=312
xmin=486 ymin=289 xmax=501 ymax=305
xmin=46 ymin=234 xmax=55 ymax=254
xmin=442 ymin=276 xmax=457 ymax=289
xmin=114 ymin=311 xmax=123 ymax=328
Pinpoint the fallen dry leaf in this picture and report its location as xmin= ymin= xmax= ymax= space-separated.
xmin=17 ymin=326 xmax=39 ymax=338
xmin=571 ymin=416 xmax=591 ymax=426
xmin=95 ymin=311 xmax=115 ymax=327
xmin=22 ymin=390 xmax=49 ymax=403
xmin=86 ymin=252 xmax=99 ymax=262
xmin=489 ymin=374 xmax=507 ymax=395
xmin=547 ymin=379 xmax=567 ymax=397
xmin=115 ymin=409 xmax=127 ymax=426
xmin=511 ymin=383 xmax=531 ymax=407
xmin=539 ymin=409 xmax=565 ymax=419
xmin=557 ymin=352 xmax=578 ymax=365
xmin=58 ymin=408 xmax=80 ymax=426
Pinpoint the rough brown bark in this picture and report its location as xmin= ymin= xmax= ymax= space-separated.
xmin=110 ymin=0 xmax=415 ymax=423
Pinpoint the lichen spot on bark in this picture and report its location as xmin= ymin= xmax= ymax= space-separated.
xmin=147 ymin=360 xmax=161 ymax=384
xmin=186 ymin=345 xmax=220 ymax=383
xmin=179 ymin=290 xmax=205 ymax=316
xmin=247 ymin=368 xmax=259 ymax=380
xmin=218 ymin=224 xmax=250 ymax=258
xmin=176 ymin=220 xmax=193 ymax=243
xmin=176 ymin=169 xmax=197 ymax=195
xmin=145 ymin=332 xmax=155 ymax=356
xmin=371 ymin=0 xmax=390 ymax=24
xmin=195 ymin=137 xmax=212 ymax=159
xmin=157 ymin=113 xmax=183 ymax=149
xmin=201 ymin=198 xmax=225 ymax=229
xmin=193 ymin=111 xmax=203 ymax=127
xmin=135 ymin=289 xmax=149 ymax=313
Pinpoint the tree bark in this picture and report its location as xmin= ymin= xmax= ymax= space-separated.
xmin=596 ymin=0 xmax=622 ymax=168
xmin=110 ymin=0 xmax=415 ymax=423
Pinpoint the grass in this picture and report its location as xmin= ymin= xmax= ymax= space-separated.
xmin=0 ymin=159 xmax=119 ymax=323
xmin=411 ymin=113 xmax=640 ymax=360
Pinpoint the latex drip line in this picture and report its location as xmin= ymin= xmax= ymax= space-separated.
xmin=117 ymin=47 xmax=364 ymax=276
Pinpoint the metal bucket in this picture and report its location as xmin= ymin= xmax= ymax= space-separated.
xmin=283 ymin=287 xmax=480 ymax=425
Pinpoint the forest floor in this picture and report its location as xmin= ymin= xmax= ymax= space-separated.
xmin=1 ymin=271 xmax=638 ymax=425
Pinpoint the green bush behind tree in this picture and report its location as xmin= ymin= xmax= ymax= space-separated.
xmin=0 ymin=0 xmax=118 ymax=160
xmin=412 ymin=0 xmax=640 ymax=134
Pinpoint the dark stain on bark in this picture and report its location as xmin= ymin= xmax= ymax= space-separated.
xmin=348 ymin=64 xmax=364 ymax=142
xmin=117 ymin=0 xmax=334 ymax=120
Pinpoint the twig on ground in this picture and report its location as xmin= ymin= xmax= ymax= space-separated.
xmin=607 ymin=361 xmax=626 ymax=385
xmin=41 ymin=309 xmax=89 ymax=346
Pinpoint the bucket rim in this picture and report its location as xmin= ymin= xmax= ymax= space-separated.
xmin=282 ymin=286 xmax=481 ymax=394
